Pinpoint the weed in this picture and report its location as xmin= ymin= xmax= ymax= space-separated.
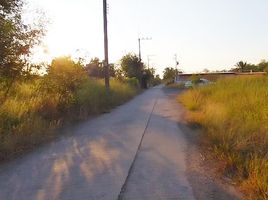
xmin=179 ymin=76 xmax=268 ymax=199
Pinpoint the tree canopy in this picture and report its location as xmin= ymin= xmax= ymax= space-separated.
xmin=120 ymin=53 xmax=144 ymax=79
xmin=85 ymin=57 xmax=115 ymax=78
xmin=232 ymin=60 xmax=268 ymax=72
xmin=163 ymin=67 xmax=177 ymax=81
xmin=0 ymin=0 xmax=44 ymax=79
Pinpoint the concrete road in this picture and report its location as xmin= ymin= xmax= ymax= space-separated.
xmin=119 ymin=88 xmax=195 ymax=200
xmin=0 ymin=86 xmax=195 ymax=200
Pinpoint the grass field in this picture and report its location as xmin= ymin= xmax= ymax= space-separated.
xmin=0 ymin=77 xmax=138 ymax=162
xmin=179 ymin=76 xmax=268 ymax=199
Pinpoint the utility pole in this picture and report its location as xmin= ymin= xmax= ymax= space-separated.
xmin=174 ymin=54 xmax=179 ymax=82
xmin=138 ymin=38 xmax=141 ymax=61
xmin=138 ymin=37 xmax=151 ymax=89
xmin=138 ymin=37 xmax=152 ymax=61
xmin=147 ymin=55 xmax=150 ymax=69
xmin=103 ymin=0 xmax=109 ymax=89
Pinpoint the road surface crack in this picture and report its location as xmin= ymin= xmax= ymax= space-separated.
xmin=117 ymin=98 xmax=158 ymax=200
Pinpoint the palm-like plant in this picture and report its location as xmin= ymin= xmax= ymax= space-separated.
xmin=235 ymin=61 xmax=247 ymax=72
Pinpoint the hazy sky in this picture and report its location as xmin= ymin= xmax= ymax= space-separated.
xmin=27 ymin=0 xmax=268 ymax=75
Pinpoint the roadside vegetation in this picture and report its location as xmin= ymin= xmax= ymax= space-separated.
xmin=165 ymin=83 xmax=184 ymax=89
xmin=162 ymin=67 xmax=181 ymax=85
xmin=179 ymin=76 xmax=268 ymax=199
xmin=232 ymin=60 xmax=268 ymax=73
xmin=0 ymin=57 xmax=140 ymax=161
xmin=0 ymin=0 xmax=161 ymax=161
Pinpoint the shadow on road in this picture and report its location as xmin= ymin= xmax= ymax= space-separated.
xmin=0 ymin=87 xmax=241 ymax=200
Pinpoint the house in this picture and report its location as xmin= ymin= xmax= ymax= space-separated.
xmin=175 ymin=72 xmax=266 ymax=83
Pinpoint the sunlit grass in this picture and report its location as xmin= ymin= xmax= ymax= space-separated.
xmin=0 ymin=77 xmax=138 ymax=161
xmin=179 ymin=76 xmax=268 ymax=199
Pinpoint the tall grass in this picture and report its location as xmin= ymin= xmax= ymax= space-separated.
xmin=179 ymin=76 xmax=268 ymax=199
xmin=0 ymin=77 xmax=138 ymax=161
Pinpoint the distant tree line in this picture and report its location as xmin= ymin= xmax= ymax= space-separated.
xmin=202 ymin=60 xmax=268 ymax=73
xmin=231 ymin=60 xmax=268 ymax=73
xmin=162 ymin=60 xmax=268 ymax=85
xmin=84 ymin=53 xmax=161 ymax=87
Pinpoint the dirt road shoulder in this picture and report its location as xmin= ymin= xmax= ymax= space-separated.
xmin=165 ymin=88 xmax=244 ymax=200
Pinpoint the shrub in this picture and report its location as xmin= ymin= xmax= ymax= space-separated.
xmin=124 ymin=77 xmax=140 ymax=88
xmin=74 ymin=78 xmax=138 ymax=119
xmin=44 ymin=57 xmax=88 ymax=110
xmin=0 ymin=57 xmax=139 ymax=161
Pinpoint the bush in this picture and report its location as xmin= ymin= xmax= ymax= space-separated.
xmin=0 ymin=57 xmax=139 ymax=161
xmin=191 ymin=74 xmax=202 ymax=85
xmin=179 ymin=76 xmax=268 ymax=199
xmin=151 ymin=76 xmax=162 ymax=86
xmin=74 ymin=78 xmax=138 ymax=118
xmin=164 ymin=79 xmax=174 ymax=85
xmin=44 ymin=57 xmax=88 ymax=110
xmin=124 ymin=77 xmax=140 ymax=88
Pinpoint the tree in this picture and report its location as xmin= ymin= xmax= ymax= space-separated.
xmin=0 ymin=0 xmax=20 ymax=13
xmin=144 ymin=67 xmax=155 ymax=82
xmin=0 ymin=0 xmax=44 ymax=80
xmin=44 ymin=57 xmax=88 ymax=109
xmin=258 ymin=60 xmax=268 ymax=72
xmin=232 ymin=60 xmax=268 ymax=72
xmin=163 ymin=67 xmax=177 ymax=81
xmin=109 ymin=64 xmax=116 ymax=77
xmin=85 ymin=57 xmax=102 ymax=78
xmin=120 ymin=53 xmax=144 ymax=80
xmin=235 ymin=61 xmax=248 ymax=72
xmin=151 ymin=74 xmax=162 ymax=86
xmin=143 ymin=67 xmax=162 ymax=86
xmin=114 ymin=67 xmax=124 ymax=81
xmin=85 ymin=57 xmax=115 ymax=78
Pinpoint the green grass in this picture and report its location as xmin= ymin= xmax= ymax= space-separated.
xmin=0 ymin=77 xmax=138 ymax=161
xmin=179 ymin=76 xmax=268 ymax=199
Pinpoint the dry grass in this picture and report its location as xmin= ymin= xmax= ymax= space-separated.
xmin=165 ymin=83 xmax=185 ymax=89
xmin=0 ymin=77 xmax=138 ymax=161
xmin=179 ymin=76 xmax=268 ymax=199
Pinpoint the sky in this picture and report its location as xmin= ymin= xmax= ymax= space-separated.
xmin=27 ymin=0 xmax=268 ymax=75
